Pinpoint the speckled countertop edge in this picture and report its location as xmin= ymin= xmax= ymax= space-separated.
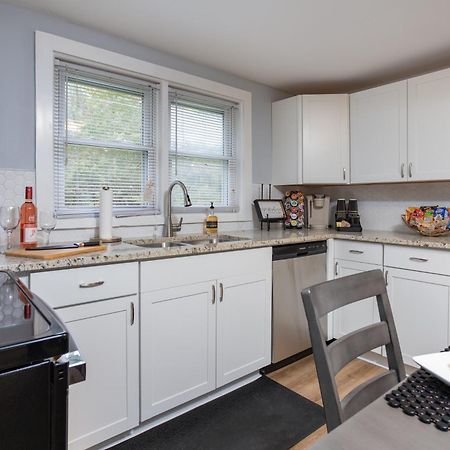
xmin=2 ymin=228 xmax=450 ymax=274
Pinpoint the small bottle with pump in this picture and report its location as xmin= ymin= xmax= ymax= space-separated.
xmin=20 ymin=186 xmax=38 ymax=248
xmin=205 ymin=202 xmax=218 ymax=235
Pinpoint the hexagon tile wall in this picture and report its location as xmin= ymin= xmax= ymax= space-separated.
xmin=0 ymin=169 xmax=35 ymax=244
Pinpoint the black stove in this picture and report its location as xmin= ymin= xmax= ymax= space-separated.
xmin=0 ymin=271 xmax=68 ymax=372
xmin=0 ymin=270 xmax=83 ymax=450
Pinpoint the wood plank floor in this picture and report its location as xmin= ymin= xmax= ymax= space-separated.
xmin=268 ymin=355 xmax=386 ymax=450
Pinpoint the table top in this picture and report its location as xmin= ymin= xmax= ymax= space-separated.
xmin=311 ymin=392 xmax=449 ymax=449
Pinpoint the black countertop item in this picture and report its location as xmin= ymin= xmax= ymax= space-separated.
xmin=0 ymin=271 xmax=68 ymax=372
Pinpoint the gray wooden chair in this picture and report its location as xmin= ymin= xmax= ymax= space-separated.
xmin=301 ymin=269 xmax=406 ymax=432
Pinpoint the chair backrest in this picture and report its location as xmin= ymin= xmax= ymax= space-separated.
xmin=301 ymin=269 xmax=405 ymax=432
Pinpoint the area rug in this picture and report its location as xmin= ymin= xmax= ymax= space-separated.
xmin=113 ymin=376 xmax=324 ymax=450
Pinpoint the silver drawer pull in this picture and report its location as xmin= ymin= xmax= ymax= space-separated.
xmin=349 ymin=250 xmax=364 ymax=254
xmin=409 ymin=257 xmax=428 ymax=263
xmin=79 ymin=280 xmax=105 ymax=288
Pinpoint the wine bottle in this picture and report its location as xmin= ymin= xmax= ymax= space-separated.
xmin=20 ymin=186 xmax=37 ymax=248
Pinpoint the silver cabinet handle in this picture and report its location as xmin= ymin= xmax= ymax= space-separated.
xmin=349 ymin=249 xmax=364 ymax=254
xmin=79 ymin=280 xmax=104 ymax=288
xmin=219 ymin=282 xmax=224 ymax=302
xmin=131 ymin=302 xmax=135 ymax=326
xmin=409 ymin=257 xmax=428 ymax=262
xmin=408 ymin=162 xmax=413 ymax=178
xmin=343 ymin=167 xmax=346 ymax=181
xmin=385 ymin=270 xmax=388 ymax=286
xmin=401 ymin=163 xmax=405 ymax=178
xmin=212 ymin=284 xmax=216 ymax=304
xmin=335 ymin=261 xmax=339 ymax=277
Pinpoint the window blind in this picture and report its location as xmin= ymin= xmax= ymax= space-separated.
xmin=169 ymin=88 xmax=239 ymax=212
xmin=53 ymin=60 xmax=159 ymax=217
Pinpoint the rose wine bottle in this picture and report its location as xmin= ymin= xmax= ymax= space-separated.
xmin=20 ymin=186 xmax=37 ymax=248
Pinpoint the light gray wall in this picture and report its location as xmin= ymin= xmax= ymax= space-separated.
xmin=0 ymin=1 xmax=289 ymax=182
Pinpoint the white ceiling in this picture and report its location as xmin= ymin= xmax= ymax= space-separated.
xmin=7 ymin=0 xmax=450 ymax=93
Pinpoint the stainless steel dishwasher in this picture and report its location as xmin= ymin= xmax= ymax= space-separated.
xmin=272 ymin=241 xmax=327 ymax=364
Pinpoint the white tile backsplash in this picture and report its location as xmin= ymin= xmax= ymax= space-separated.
xmin=2 ymin=169 xmax=450 ymax=243
xmin=276 ymin=181 xmax=450 ymax=232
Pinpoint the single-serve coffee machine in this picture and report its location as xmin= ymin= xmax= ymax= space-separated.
xmin=306 ymin=194 xmax=330 ymax=229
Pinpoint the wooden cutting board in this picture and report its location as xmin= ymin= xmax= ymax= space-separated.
xmin=5 ymin=245 xmax=107 ymax=260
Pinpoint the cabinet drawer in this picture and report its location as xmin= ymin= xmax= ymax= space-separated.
xmin=141 ymin=248 xmax=272 ymax=292
xmin=30 ymin=263 xmax=138 ymax=308
xmin=384 ymin=245 xmax=450 ymax=276
xmin=334 ymin=240 xmax=383 ymax=265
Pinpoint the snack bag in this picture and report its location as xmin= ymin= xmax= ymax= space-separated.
xmin=434 ymin=207 xmax=448 ymax=221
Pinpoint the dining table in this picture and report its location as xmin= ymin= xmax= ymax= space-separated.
xmin=311 ymin=385 xmax=450 ymax=449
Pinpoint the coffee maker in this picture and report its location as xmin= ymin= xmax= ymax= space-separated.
xmin=306 ymin=194 xmax=330 ymax=229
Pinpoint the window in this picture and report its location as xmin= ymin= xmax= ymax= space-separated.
xmin=53 ymin=61 xmax=159 ymax=216
xmin=169 ymin=88 xmax=239 ymax=211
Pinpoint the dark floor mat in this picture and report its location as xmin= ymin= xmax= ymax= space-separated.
xmin=113 ymin=376 xmax=324 ymax=450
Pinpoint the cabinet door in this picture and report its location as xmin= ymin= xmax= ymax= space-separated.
xmin=350 ymin=81 xmax=407 ymax=183
xmin=141 ymin=282 xmax=216 ymax=421
xmin=408 ymin=69 xmax=450 ymax=181
xmin=272 ymin=96 xmax=302 ymax=184
xmin=303 ymin=94 xmax=349 ymax=184
xmin=386 ymin=268 xmax=450 ymax=367
xmin=58 ymin=296 xmax=139 ymax=450
xmin=333 ymin=260 xmax=382 ymax=354
xmin=216 ymin=273 xmax=271 ymax=387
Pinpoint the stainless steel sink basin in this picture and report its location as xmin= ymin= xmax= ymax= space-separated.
xmin=135 ymin=241 xmax=187 ymax=249
xmin=181 ymin=235 xmax=250 ymax=245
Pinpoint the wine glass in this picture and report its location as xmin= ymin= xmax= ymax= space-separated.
xmin=0 ymin=206 xmax=20 ymax=251
xmin=39 ymin=211 xmax=57 ymax=245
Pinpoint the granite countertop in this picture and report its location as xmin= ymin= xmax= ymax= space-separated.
xmin=1 ymin=228 xmax=450 ymax=274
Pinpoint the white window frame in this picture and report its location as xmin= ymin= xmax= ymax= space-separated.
xmin=35 ymin=31 xmax=252 ymax=230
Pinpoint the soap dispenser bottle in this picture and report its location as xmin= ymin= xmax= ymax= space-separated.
xmin=205 ymin=202 xmax=218 ymax=235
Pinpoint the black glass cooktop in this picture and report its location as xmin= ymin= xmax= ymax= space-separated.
xmin=0 ymin=271 xmax=68 ymax=372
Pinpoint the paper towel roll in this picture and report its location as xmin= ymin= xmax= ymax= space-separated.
xmin=99 ymin=187 xmax=113 ymax=240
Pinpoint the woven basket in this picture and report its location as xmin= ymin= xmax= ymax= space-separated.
xmin=401 ymin=215 xmax=450 ymax=237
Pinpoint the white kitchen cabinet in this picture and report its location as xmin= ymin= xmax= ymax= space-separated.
xmin=302 ymin=94 xmax=349 ymax=184
xmin=386 ymin=267 xmax=450 ymax=367
xmin=58 ymin=296 xmax=139 ymax=450
xmin=408 ymin=68 xmax=450 ymax=181
xmin=140 ymin=281 xmax=216 ymax=421
xmin=350 ymin=81 xmax=407 ymax=183
xmin=140 ymin=248 xmax=272 ymax=420
xmin=216 ymin=273 xmax=271 ymax=387
xmin=333 ymin=259 xmax=381 ymax=354
xmin=272 ymin=96 xmax=302 ymax=184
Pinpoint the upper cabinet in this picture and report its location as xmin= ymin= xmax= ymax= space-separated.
xmin=408 ymin=69 xmax=450 ymax=181
xmin=272 ymin=94 xmax=349 ymax=185
xmin=350 ymin=81 xmax=407 ymax=183
xmin=302 ymin=94 xmax=349 ymax=184
xmin=272 ymin=96 xmax=302 ymax=184
xmin=272 ymin=67 xmax=450 ymax=185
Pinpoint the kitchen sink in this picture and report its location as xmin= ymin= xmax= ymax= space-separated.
xmin=134 ymin=241 xmax=188 ymax=249
xmin=180 ymin=235 xmax=250 ymax=245
xmin=128 ymin=235 xmax=250 ymax=249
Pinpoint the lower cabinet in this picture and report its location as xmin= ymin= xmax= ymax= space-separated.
xmin=216 ymin=273 xmax=271 ymax=387
xmin=333 ymin=259 xmax=382 ymax=354
xmin=140 ymin=248 xmax=272 ymax=421
xmin=333 ymin=260 xmax=381 ymax=335
xmin=386 ymin=268 xmax=450 ymax=366
xmin=140 ymin=282 xmax=216 ymax=421
xmin=58 ymin=296 xmax=139 ymax=450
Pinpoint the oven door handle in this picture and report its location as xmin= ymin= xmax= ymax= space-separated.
xmin=57 ymin=348 xmax=86 ymax=385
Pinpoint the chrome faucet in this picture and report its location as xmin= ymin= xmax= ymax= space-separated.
xmin=164 ymin=180 xmax=192 ymax=237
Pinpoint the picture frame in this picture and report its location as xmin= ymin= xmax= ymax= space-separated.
xmin=253 ymin=199 xmax=286 ymax=222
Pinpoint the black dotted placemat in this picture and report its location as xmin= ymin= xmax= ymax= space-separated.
xmin=385 ymin=349 xmax=450 ymax=432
